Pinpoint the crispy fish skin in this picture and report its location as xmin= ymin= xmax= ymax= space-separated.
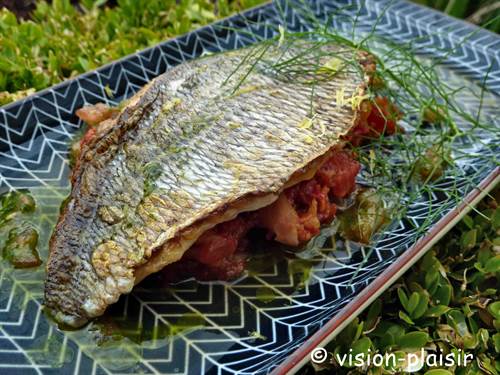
xmin=45 ymin=40 xmax=369 ymax=327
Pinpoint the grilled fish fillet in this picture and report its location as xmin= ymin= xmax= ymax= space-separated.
xmin=45 ymin=39 xmax=371 ymax=327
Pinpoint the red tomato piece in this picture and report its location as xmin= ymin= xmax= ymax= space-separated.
xmin=316 ymin=151 xmax=360 ymax=198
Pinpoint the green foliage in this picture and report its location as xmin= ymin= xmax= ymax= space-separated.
xmin=304 ymin=188 xmax=500 ymax=374
xmin=0 ymin=0 xmax=265 ymax=105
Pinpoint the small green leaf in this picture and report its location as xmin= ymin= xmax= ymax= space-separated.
xmin=493 ymin=333 xmax=500 ymax=353
xmin=351 ymin=337 xmax=372 ymax=356
xmin=0 ymin=9 xmax=18 ymax=29
xmin=353 ymin=320 xmax=364 ymax=342
xmin=411 ymin=292 xmax=429 ymax=319
xmin=494 ymin=319 xmax=500 ymax=331
xmin=78 ymin=57 xmax=90 ymax=71
xmin=386 ymin=324 xmax=406 ymax=340
xmin=365 ymin=299 xmax=382 ymax=331
xmin=488 ymin=301 xmax=500 ymax=320
xmin=447 ymin=310 xmax=470 ymax=337
xmin=424 ymin=370 xmax=453 ymax=375
xmin=477 ymin=328 xmax=489 ymax=349
xmin=477 ymin=353 xmax=497 ymax=374
xmin=398 ymin=288 xmax=409 ymax=310
xmin=484 ymin=255 xmax=500 ymax=273
xmin=463 ymin=332 xmax=478 ymax=350
xmin=406 ymin=292 xmax=420 ymax=315
xmin=477 ymin=247 xmax=491 ymax=266
xmin=460 ymin=229 xmax=477 ymax=249
xmin=397 ymin=331 xmax=429 ymax=350
xmin=492 ymin=208 xmax=500 ymax=230
xmin=420 ymin=252 xmax=436 ymax=270
xmin=424 ymin=267 xmax=440 ymax=292
xmin=467 ymin=315 xmax=479 ymax=335
xmin=444 ymin=0 xmax=469 ymax=18
xmin=425 ymin=305 xmax=450 ymax=318
xmin=398 ymin=310 xmax=414 ymax=325
xmin=377 ymin=323 xmax=405 ymax=349
xmin=335 ymin=318 xmax=360 ymax=348
xmin=433 ymin=283 xmax=452 ymax=306
xmin=379 ymin=332 xmax=395 ymax=349
xmin=95 ymin=0 xmax=109 ymax=7
xmin=462 ymin=214 xmax=474 ymax=229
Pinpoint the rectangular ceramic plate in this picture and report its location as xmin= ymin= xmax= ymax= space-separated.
xmin=0 ymin=0 xmax=499 ymax=374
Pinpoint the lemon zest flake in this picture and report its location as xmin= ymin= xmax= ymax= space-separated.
xmin=350 ymin=93 xmax=370 ymax=110
xmin=228 ymin=121 xmax=242 ymax=129
xmin=298 ymin=117 xmax=313 ymax=129
xmin=162 ymin=97 xmax=182 ymax=113
xmin=369 ymin=149 xmax=376 ymax=175
xmin=298 ymin=114 xmax=318 ymax=130
xmin=334 ymin=88 xmax=370 ymax=110
xmin=233 ymin=84 xmax=263 ymax=97
xmin=278 ymin=25 xmax=285 ymax=47
xmin=318 ymin=57 xmax=344 ymax=76
xmin=303 ymin=134 xmax=314 ymax=144
xmin=318 ymin=120 xmax=326 ymax=137
xmin=335 ymin=87 xmax=346 ymax=107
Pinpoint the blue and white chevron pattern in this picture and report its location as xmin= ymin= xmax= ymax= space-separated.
xmin=0 ymin=0 xmax=498 ymax=374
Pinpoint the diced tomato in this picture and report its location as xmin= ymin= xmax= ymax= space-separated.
xmin=285 ymin=179 xmax=336 ymax=224
xmin=315 ymin=185 xmax=337 ymax=223
xmin=347 ymin=96 xmax=401 ymax=146
xmin=75 ymin=103 xmax=118 ymax=126
xmin=296 ymin=199 xmax=321 ymax=243
xmin=316 ymin=151 xmax=360 ymax=198
xmin=286 ymin=179 xmax=321 ymax=208
xmin=260 ymin=151 xmax=359 ymax=244
xmin=366 ymin=96 xmax=400 ymax=136
xmin=346 ymin=100 xmax=372 ymax=146
xmin=185 ymin=232 xmax=238 ymax=265
xmin=184 ymin=216 xmax=254 ymax=265
xmin=161 ymin=216 xmax=253 ymax=282
xmin=258 ymin=193 xmax=323 ymax=246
